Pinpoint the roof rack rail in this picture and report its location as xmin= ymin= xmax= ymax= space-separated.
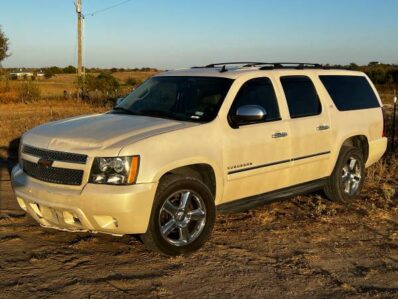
xmin=204 ymin=62 xmax=268 ymax=68
xmin=191 ymin=62 xmax=268 ymax=73
xmin=256 ymin=62 xmax=325 ymax=70
xmin=191 ymin=62 xmax=336 ymax=71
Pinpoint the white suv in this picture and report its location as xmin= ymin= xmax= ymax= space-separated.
xmin=12 ymin=63 xmax=387 ymax=255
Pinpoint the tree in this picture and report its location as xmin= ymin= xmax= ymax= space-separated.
xmin=0 ymin=26 xmax=10 ymax=66
xmin=63 ymin=65 xmax=76 ymax=74
xmin=48 ymin=66 xmax=62 ymax=74
xmin=348 ymin=63 xmax=359 ymax=70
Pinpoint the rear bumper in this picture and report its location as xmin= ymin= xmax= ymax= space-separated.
xmin=11 ymin=165 xmax=157 ymax=235
xmin=366 ymin=137 xmax=388 ymax=167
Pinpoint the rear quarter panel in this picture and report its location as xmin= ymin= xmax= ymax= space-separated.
xmin=318 ymin=73 xmax=385 ymax=174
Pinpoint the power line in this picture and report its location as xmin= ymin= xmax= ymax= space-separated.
xmin=86 ymin=0 xmax=133 ymax=17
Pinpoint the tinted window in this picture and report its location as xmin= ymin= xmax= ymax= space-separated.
xmin=116 ymin=76 xmax=233 ymax=123
xmin=319 ymin=75 xmax=380 ymax=111
xmin=281 ymin=76 xmax=322 ymax=118
xmin=230 ymin=78 xmax=280 ymax=122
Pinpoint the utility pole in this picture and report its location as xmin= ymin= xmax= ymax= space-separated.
xmin=75 ymin=0 xmax=84 ymax=77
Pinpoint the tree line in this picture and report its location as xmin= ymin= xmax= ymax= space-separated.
xmin=347 ymin=63 xmax=398 ymax=85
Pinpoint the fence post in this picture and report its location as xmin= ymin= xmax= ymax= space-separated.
xmin=392 ymin=89 xmax=397 ymax=153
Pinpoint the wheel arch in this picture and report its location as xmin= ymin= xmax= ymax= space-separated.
xmin=330 ymin=134 xmax=369 ymax=175
xmin=153 ymin=160 xmax=223 ymax=204
xmin=340 ymin=135 xmax=369 ymax=162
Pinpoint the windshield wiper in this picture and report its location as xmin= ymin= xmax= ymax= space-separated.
xmin=140 ymin=109 xmax=185 ymax=121
xmin=112 ymin=107 xmax=143 ymax=115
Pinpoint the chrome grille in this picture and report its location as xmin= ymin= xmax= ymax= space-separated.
xmin=22 ymin=145 xmax=88 ymax=164
xmin=22 ymin=160 xmax=84 ymax=186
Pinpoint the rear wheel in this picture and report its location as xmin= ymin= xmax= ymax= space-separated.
xmin=141 ymin=175 xmax=215 ymax=255
xmin=324 ymin=146 xmax=365 ymax=202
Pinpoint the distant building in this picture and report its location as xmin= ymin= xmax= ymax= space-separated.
xmin=10 ymin=71 xmax=34 ymax=79
xmin=9 ymin=69 xmax=44 ymax=80
xmin=368 ymin=61 xmax=381 ymax=66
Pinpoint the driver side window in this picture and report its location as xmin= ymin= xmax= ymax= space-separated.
xmin=230 ymin=77 xmax=281 ymax=123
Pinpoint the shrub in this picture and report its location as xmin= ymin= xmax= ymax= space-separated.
xmin=125 ymin=77 xmax=141 ymax=86
xmin=81 ymin=72 xmax=121 ymax=104
xmin=44 ymin=69 xmax=54 ymax=79
xmin=86 ymin=72 xmax=119 ymax=94
xmin=18 ymin=81 xmax=41 ymax=103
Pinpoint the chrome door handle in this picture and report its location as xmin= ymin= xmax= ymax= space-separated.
xmin=317 ymin=124 xmax=330 ymax=131
xmin=272 ymin=132 xmax=288 ymax=138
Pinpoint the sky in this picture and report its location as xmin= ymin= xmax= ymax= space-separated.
xmin=1 ymin=0 xmax=397 ymax=69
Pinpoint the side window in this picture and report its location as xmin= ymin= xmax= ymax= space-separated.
xmin=319 ymin=75 xmax=380 ymax=111
xmin=230 ymin=77 xmax=281 ymax=122
xmin=280 ymin=76 xmax=322 ymax=118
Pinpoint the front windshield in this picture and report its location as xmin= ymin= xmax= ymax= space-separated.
xmin=114 ymin=76 xmax=233 ymax=122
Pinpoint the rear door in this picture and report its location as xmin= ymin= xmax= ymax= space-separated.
xmin=278 ymin=75 xmax=332 ymax=185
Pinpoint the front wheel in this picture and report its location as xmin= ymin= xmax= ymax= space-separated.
xmin=324 ymin=146 xmax=365 ymax=202
xmin=141 ymin=175 xmax=215 ymax=255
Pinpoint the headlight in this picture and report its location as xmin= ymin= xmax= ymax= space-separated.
xmin=89 ymin=156 xmax=140 ymax=185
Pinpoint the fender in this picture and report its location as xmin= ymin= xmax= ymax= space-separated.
xmin=152 ymin=157 xmax=224 ymax=204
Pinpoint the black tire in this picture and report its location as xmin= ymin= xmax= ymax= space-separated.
xmin=324 ymin=146 xmax=365 ymax=202
xmin=141 ymin=174 xmax=216 ymax=256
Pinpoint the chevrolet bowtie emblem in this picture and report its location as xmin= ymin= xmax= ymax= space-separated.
xmin=37 ymin=157 xmax=54 ymax=168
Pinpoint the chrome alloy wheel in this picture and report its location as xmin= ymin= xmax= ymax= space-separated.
xmin=158 ymin=190 xmax=206 ymax=247
xmin=341 ymin=156 xmax=362 ymax=196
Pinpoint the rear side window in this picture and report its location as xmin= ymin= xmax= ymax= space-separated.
xmin=319 ymin=75 xmax=380 ymax=111
xmin=280 ymin=76 xmax=322 ymax=118
xmin=230 ymin=77 xmax=281 ymax=122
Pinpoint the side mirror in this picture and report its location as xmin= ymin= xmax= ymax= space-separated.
xmin=115 ymin=97 xmax=124 ymax=107
xmin=232 ymin=105 xmax=267 ymax=126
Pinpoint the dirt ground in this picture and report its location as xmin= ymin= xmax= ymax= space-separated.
xmin=0 ymin=159 xmax=397 ymax=299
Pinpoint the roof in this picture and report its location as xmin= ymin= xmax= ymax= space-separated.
xmin=157 ymin=63 xmax=365 ymax=79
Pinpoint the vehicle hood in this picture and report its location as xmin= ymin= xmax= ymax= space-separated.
xmin=23 ymin=113 xmax=199 ymax=156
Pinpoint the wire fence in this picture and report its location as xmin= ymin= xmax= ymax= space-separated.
xmin=384 ymin=102 xmax=397 ymax=154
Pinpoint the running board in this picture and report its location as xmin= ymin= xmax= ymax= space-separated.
xmin=217 ymin=178 xmax=327 ymax=213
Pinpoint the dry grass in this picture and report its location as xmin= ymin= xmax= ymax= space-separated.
xmin=0 ymin=101 xmax=107 ymax=158
xmin=0 ymin=71 xmax=157 ymax=102
xmin=112 ymin=71 xmax=158 ymax=82
xmin=365 ymin=156 xmax=398 ymax=206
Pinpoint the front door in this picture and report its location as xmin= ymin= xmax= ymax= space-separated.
xmin=222 ymin=77 xmax=292 ymax=203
